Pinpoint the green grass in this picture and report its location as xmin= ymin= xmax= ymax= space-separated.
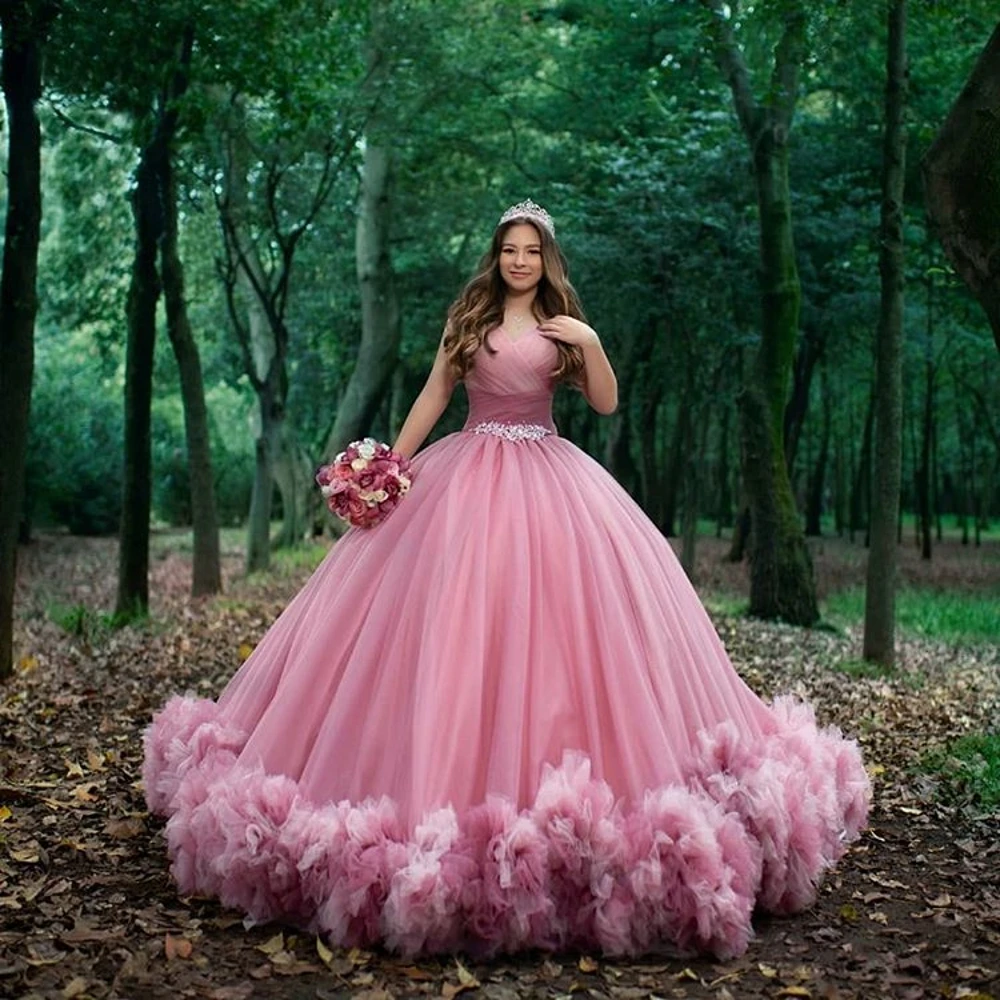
xmin=47 ymin=602 xmax=140 ymax=639
xmin=823 ymin=587 xmax=1000 ymax=645
xmin=270 ymin=542 xmax=329 ymax=574
xmin=702 ymin=592 xmax=749 ymax=618
xmin=923 ymin=732 xmax=1000 ymax=810
xmin=832 ymin=656 xmax=925 ymax=688
xmin=833 ymin=657 xmax=895 ymax=680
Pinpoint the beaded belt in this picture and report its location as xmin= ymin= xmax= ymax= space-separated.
xmin=470 ymin=421 xmax=553 ymax=442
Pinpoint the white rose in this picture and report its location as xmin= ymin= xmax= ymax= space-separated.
xmin=351 ymin=457 xmax=369 ymax=472
xmin=372 ymin=489 xmax=388 ymax=502
xmin=358 ymin=442 xmax=376 ymax=460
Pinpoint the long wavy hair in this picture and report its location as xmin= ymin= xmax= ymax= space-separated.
xmin=443 ymin=218 xmax=586 ymax=385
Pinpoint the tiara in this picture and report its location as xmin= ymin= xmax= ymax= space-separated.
xmin=497 ymin=199 xmax=555 ymax=236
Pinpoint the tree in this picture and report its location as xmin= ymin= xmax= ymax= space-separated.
xmin=214 ymin=94 xmax=357 ymax=572
xmin=161 ymin=118 xmax=222 ymax=596
xmin=116 ymin=28 xmax=195 ymax=618
xmin=0 ymin=0 xmax=56 ymax=679
xmin=863 ymin=0 xmax=907 ymax=668
xmin=924 ymin=19 xmax=1000 ymax=355
xmin=699 ymin=0 xmax=819 ymax=624
xmin=324 ymin=0 xmax=401 ymax=459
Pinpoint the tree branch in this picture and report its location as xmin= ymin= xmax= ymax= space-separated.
xmin=770 ymin=5 xmax=807 ymax=132
xmin=698 ymin=0 xmax=761 ymax=141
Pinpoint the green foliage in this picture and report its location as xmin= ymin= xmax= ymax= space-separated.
xmin=824 ymin=588 xmax=1000 ymax=645
xmin=19 ymin=0 xmax=1000 ymax=561
xmin=923 ymin=732 xmax=1000 ymax=811
xmin=26 ymin=330 xmax=123 ymax=536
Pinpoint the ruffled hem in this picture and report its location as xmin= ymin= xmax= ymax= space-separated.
xmin=142 ymin=695 xmax=870 ymax=959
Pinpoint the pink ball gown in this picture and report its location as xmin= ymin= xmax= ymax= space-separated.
xmin=143 ymin=327 xmax=870 ymax=958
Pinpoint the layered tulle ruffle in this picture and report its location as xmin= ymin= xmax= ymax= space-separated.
xmin=143 ymin=693 xmax=869 ymax=959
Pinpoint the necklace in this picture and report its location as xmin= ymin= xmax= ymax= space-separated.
xmin=504 ymin=311 xmax=535 ymax=330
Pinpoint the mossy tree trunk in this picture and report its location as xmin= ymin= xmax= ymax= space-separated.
xmin=700 ymin=0 xmax=818 ymax=624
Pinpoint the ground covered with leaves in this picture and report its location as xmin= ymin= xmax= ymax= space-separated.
xmin=2 ymin=532 xmax=998 ymax=1000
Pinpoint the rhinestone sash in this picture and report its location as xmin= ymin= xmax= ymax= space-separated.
xmin=469 ymin=421 xmax=553 ymax=442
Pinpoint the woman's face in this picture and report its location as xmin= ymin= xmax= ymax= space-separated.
xmin=498 ymin=223 xmax=544 ymax=294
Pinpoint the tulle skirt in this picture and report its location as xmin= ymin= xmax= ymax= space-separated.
xmin=143 ymin=430 xmax=870 ymax=957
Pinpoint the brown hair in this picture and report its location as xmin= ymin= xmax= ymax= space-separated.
xmin=443 ymin=219 xmax=586 ymax=384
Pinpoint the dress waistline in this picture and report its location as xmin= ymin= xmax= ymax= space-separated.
xmin=466 ymin=421 xmax=554 ymax=442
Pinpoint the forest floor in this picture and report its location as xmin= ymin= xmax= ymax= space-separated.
xmin=1 ymin=530 xmax=999 ymax=1000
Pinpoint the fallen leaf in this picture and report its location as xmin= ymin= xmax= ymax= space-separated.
xmin=456 ymin=959 xmax=478 ymax=988
xmin=578 ymin=956 xmax=599 ymax=973
xmin=164 ymin=934 xmax=193 ymax=960
xmin=316 ymin=937 xmax=334 ymax=966
xmin=256 ymin=932 xmax=285 ymax=956
xmin=61 ymin=977 xmax=88 ymax=999
xmin=104 ymin=816 xmax=144 ymax=839
xmin=776 ymin=989 xmax=811 ymax=999
xmin=0 ymin=805 xmax=12 ymax=823
xmin=400 ymin=966 xmax=436 ymax=980
xmin=209 ymin=987 xmax=255 ymax=1000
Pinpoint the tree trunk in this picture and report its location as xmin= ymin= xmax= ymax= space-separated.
xmin=245 ymin=393 xmax=277 ymax=574
xmin=917 ymin=351 xmax=933 ymax=560
xmin=850 ymin=391 xmax=875 ymax=539
xmin=215 ymin=97 xmax=294 ymax=574
xmin=805 ymin=374 xmax=831 ymax=537
xmin=660 ymin=398 xmax=689 ymax=538
xmin=0 ymin=0 xmax=50 ymax=679
xmin=923 ymin=19 xmax=1000 ymax=354
xmin=701 ymin=0 xmax=817 ymax=624
xmin=833 ymin=433 xmax=846 ymax=536
xmin=681 ymin=405 xmax=710 ymax=581
xmin=116 ymin=137 xmax=162 ymax=618
xmin=932 ymin=416 xmax=942 ymax=542
xmin=160 ymin=139 xmax=222 ymax=597
xmin=116 ymin=29 xmax=193 ymax=618
xmin=323 ymin=140 xmax=401 ymax=457
xmin=743 ymin=134 xmax=818 ymax=623
xmin=783 ymin=327 xmax=824 ymax=475
xmin=863 ymin=0 xmax=907 ymax=668
xmin=324 ymin=3 xmax=401 ymax=459
xmin=272 ymin=433 xmax=312 ymax=549
xmin=715 ymin=402 xmax=732 ymax=537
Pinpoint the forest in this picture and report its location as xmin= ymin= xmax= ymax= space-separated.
xmin=1 ymin=1 xmax=999 ymax=617
xmin=1 ymin=2 xmax=999 ymax=999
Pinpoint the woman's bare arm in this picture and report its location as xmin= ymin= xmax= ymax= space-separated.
xmin=391 ymin=335 xmax=457 ymax=459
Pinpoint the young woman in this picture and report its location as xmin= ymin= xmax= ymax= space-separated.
xmin=144 ymin=201 xmax=869 ymax=959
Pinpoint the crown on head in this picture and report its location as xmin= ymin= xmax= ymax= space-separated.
xmin=497 ymin=199 xmax=555 ymax=236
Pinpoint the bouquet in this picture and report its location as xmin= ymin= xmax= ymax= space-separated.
xmin=316 ymin=438 xmax=412 ymax=529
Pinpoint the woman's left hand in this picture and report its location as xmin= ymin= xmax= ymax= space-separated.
xmin=538 ymin=315 xmax=599 ymax=347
